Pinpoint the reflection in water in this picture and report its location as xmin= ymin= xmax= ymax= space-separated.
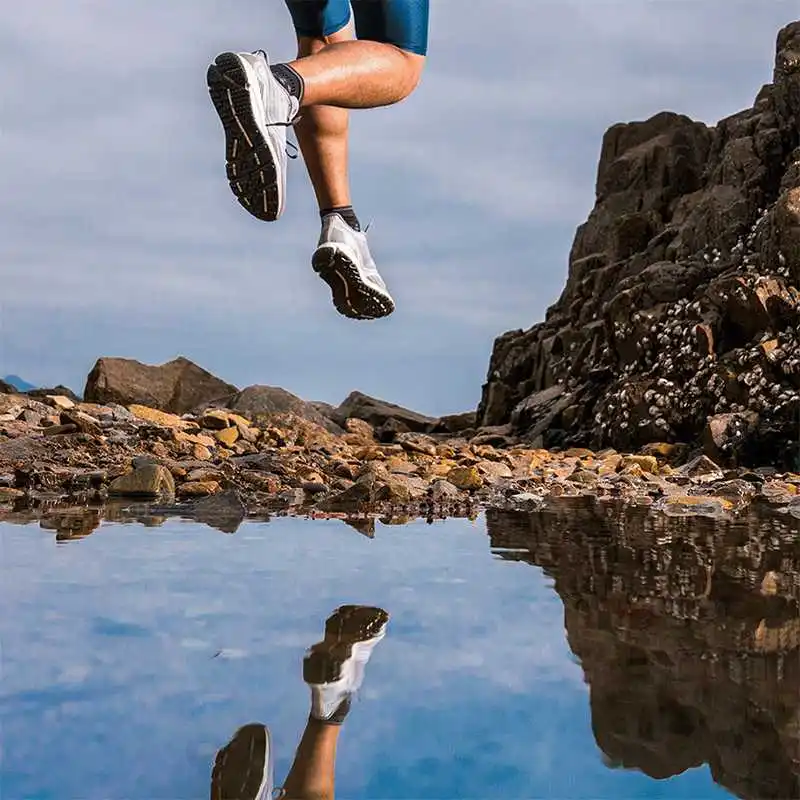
xmin=211 ymin=606 xmax=389 ymax=800
xmin=487 ymin=499 xmax=800 ymax=800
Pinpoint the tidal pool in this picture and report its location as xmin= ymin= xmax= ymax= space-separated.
xmin=1 ymin=499 xmax=798 ymax=799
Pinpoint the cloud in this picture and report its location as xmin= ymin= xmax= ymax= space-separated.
xmin=2 ymin=0 xmax=797 ymax=412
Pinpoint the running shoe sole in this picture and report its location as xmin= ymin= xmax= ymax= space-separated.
xmin=207 ymin=53 xmax=282 ymax=221
xmin=312 ymin=246 xmax=395 ymax=321
xmin=210 ymin=723 xmax=273 ymax=800
xmin=303 ymin=605 xmax=389 ymax=684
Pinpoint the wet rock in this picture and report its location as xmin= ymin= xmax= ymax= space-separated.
xmin=375 ymin=478 xmax=412 ymax=504
xmin=85 ymin=356 xmax=237 ymax=414
xmin=178 ymin=480 xmax=221 ymax=498
xmin=318 ymin=473 xmax=378 ymax=511
xmin=446 ymin=466 xmax=483 ymax=491
xmin=655 ymin=494 xmax=734 ymax=518
xmin=108 ymin=464 xmax=175 ymax=499
xmin=676 ymin=455 xmax=724 ymax=480
xmin=191 ymin=490 xmax=246 ymax=533
xmin=428 ymin=479 xmax=460 ymax=502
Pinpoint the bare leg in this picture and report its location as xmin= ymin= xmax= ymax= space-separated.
xmin=294 ymin=26 xmax=356 ymax=210
xmin=281 ymin=718 xmax=341 ymax=800
xmin=292 ymin=31 xmax=425 ymax=209
xmin=290 ymin=41 xmax=425 ymax=109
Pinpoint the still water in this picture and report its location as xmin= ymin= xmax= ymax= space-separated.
xmin=1 ymin=499 xmax=798 ymax=799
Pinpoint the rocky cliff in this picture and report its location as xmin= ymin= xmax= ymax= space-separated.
xmin=487 ymin=502 xmax=800 ymax=799
xmin=478 ymin=22 xmax=800 ymax=469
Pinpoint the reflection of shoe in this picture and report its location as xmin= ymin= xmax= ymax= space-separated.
xmin=207 ymin=50 xmax=299 ymax=221
xmin=304 ymin=605 xmax=389 ymax=723
xmin=312 ymin=214 xmax=395 ymax=320
xmin=210 ymin=723 xmax=274 ymax=800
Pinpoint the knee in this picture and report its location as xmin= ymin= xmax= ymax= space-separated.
xmin=296 ymin=23 xmax=355 ymax=57
xmin=396 ymin=49 xmax=426 ymax=97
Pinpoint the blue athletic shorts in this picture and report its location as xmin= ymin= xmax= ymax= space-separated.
xmin=284 ymin=0 xmax=429 ymax=56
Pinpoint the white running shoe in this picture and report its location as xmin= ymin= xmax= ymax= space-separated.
xmin=210 ymin=723 xmax=274 ymax=800
xmin=303 ymin=605 xmax=389 ymax=723
xmin=312 ymin=214 xmax=396 ymax=320
xmin=207 ymin=50 xmax=299 ymax=221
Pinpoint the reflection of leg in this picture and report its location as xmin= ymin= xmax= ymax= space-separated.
xmin=210 ymin=723 xmax=274 ymax=800
xmin=281 ymin=718 xmax=340 ymax=800
xmin=281 ymin=606 xmax=390 ymax=799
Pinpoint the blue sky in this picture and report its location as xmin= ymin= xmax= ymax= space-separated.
xmin=1 ymin=1 xmax=797 ymax=415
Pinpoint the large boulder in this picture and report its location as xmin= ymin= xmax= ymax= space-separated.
xmin=84 ymin=357 xmax=237 ymax=415
xmin=219 ymin=385 xmax=341 ymax=433
xmin=333 ymin=391 xmax=436 ymax=434
xmin=477 ymin=21 xmax=800 ymax=468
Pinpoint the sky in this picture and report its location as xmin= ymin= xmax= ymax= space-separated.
xmin=1 ymin=1 xmax=798 ymax=416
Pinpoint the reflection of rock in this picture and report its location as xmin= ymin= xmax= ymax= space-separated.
xmin=487 ymin=500 xmax=800 ymax=800
xmin=39 ymin=507 xmax=102 ymax=541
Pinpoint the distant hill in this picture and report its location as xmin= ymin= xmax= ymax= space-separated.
xmin=3 ymin=375 xmax=36 ymax=392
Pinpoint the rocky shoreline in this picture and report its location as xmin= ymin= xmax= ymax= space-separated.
xmin=2 ymin=359 xmax=799 ymax=535
xmin=478 ymin=22 xmax=800 ymax=469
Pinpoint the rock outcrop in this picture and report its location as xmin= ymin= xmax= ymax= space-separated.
xmin=84 ymin=356 xmax=237 ymax=414
xmin=479 ymin=22 xmax=800 ymax=470
xmin=487 ymin=502 xmax=800 ymax=799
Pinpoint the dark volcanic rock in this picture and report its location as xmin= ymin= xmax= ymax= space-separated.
xmin=334 ymin=391 xmax=436 ymax=434
xmin=84 ymin=357 xmax=237 ymax=415
xmin=478 ymin=22 xmax=800 ymax=469
xmin=0 ymin=379 xmax=19 ymax=394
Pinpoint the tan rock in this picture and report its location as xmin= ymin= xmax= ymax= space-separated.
xmin=375 ymin=479 xmax=412 ymax=503
xmin=236 ymin=423 xmax=259 ymax=443
xmin=345 ymin=418 xmax=375 ymax=439
xmin=46 ymin=395 xmax=75 ymax=410
xmin=214 ymin=427 xmax=239 ymax=447
xmin=564 ymin=447 xmax=594 ymax=459
xmin=353 ymin=446 xmax=383 ymax=461
xmin=761 ymin=571 xmax=780 ymax=596
xmin=173 ymin=429 xmax=217 ymax=448
xmin=186 ymin=468 xmax=224 ymax=482
xmin=477 ymin=460 xmax=513 ymax=479
xmin=622 ymin=455 xmax=658 ymax=473
xmin=109 ymin=464 xmax=175 ymax=498
xmin=446 ymin=466 xmax=483 ymax=491
xmin=598 ymin=454 xmax=623 ymax=475
xmin=192 ymin=443 xmax=212 ymax=461
xmin=129 ymin=404 xmax=189 ymax=429
xmin=178 ymin=480 xmax=221 ymax=497
xmin=240 ymin=471 xmax=281 ymax=493
xmin=385 ymin=456 xmax=419 ymax=475
xmin=149 ymin=441 xmax=170 ymax=459
xmin=0 ymin=487 xmax=24 ymax=500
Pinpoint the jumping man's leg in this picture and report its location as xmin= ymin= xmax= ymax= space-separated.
xmin=280 ymin=0 xmax=428 ymax=320
xmin=206 ymin=1 xmax=428 ymax=319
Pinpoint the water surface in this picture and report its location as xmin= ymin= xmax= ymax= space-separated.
xmin=1 ymin=500 xmax=798 ymax=799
